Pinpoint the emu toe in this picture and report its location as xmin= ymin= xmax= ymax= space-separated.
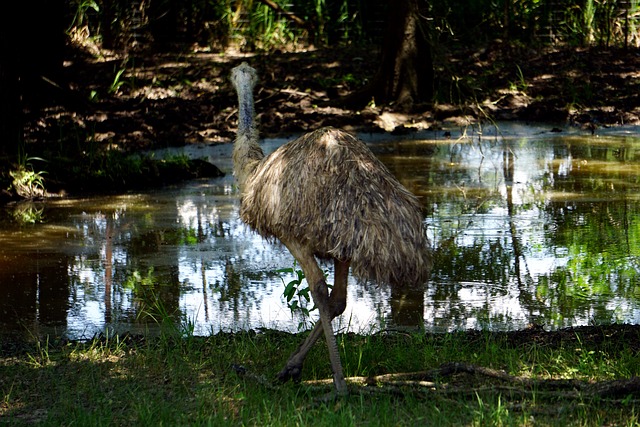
xmin=276 ymin=364 xmax=303 ymax=384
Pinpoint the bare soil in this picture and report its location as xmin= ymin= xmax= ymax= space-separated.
xmin=26 ymin=42 xmax=640 ymax=156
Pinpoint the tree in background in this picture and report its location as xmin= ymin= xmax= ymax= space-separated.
xmin=3 ymin=0 xmax=640 ymax=158
xmin=339 ymin=0 xmax=433 ymax=110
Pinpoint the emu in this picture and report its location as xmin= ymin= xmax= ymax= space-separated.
xmin=230 ymin=62 xmax=431 ymax=395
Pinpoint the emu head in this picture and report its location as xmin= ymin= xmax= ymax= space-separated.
xmin=231 ymin=62 xmax=258 ymax=93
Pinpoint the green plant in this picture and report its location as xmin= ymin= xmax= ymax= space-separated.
xmin=125 ymin=268 xmax=197 ymax=339
xmin=276 ymin=261 xmax=330 ymax=330
xmin=68 ymin=0 xmax=100 ymax=32
xmin=26 ymin=335 xmax=52 ymax=368
xmin=109 ymin=67 xmax=127 ymax=94
xmin=9 ymin=156 xmax=47 ymax=199
xmin=510 ymin=64 xmax=528 ymax=93
xmin=246 ymin=2 xmax=298 ymax=50
xmin=277 ymin=262 xmax=313 ymax=323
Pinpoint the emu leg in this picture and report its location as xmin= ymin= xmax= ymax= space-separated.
xmin=314 ymin=282 xmax=348 ymax=394
xmin=277 ymin=259 xmax=349 ymax=384
xmin=279 ymin=242 xmax=349 ymax=394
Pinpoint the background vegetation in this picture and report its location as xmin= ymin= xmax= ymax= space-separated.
xmin=1 ymin=0 xmax=639 ymax=199
xmin=70 ymin=0 xmax=640 ymax=51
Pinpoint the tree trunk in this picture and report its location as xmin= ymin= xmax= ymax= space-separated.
xmin=338 ymin=0 xmax=433 ymax=111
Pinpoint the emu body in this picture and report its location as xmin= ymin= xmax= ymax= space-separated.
xmin=230 ymin=62 xmax=431 ymax=395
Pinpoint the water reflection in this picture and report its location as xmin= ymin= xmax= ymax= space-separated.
xmin=1 ymin=123 xmax=640 ymax=339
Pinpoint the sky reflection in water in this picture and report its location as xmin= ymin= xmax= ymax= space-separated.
xmin=1 ymin=122 xmax=640 ymax=339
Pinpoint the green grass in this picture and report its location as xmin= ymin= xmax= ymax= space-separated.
xmin=1 ymin=326 xmax=639 ymax=426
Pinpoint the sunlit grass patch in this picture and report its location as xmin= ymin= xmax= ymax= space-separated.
xmin=1 ymin=325 xmax=639 ymax=426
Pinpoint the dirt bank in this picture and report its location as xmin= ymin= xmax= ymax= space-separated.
xmin=26 ymin=42 xmax=640 ymax=155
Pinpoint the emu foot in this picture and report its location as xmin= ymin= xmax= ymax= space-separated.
xmin=276 ymin=363 xmax=303 ymax=384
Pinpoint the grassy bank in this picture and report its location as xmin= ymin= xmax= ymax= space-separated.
xmin=1 ymin=325 xmax=639 ymax=426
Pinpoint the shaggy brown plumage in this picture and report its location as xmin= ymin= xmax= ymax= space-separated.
xmin=241 ymin=126 xmax=431 ymax=286
xmin=230 ymin=62 xmax=431 ymax=395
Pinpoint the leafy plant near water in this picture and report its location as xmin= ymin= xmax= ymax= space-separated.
xmin=276 ymin=262 xmax=314 ymax=330
xmin=276 ymin=261 xmax=330 ymax=330
xmin=9 ymin=156 xmax=47 ymax=199
xmin=125 ymin=268 xmax=197 ymax=339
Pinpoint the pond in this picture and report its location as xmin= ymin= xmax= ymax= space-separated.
xmin=1 ymin=122 xmax=640 ymax=340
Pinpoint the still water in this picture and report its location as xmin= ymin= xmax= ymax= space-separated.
xmin=2 ymin=122 xmax=640 ymax=339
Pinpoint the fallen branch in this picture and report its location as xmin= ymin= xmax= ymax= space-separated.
xmin=304 ymin=362 xmax=640 ymax=400
xmin=234 ymin=360 xmax=640 ymax=402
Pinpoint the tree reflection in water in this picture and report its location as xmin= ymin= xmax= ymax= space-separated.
xmin=1 ymin=124 xmax=640 ymax=339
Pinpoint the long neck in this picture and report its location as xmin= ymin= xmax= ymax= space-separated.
xmin=237 ymin=84 xmax=256 ymax=137
xmin=233 ymin=69 xmax=264 ymax=190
